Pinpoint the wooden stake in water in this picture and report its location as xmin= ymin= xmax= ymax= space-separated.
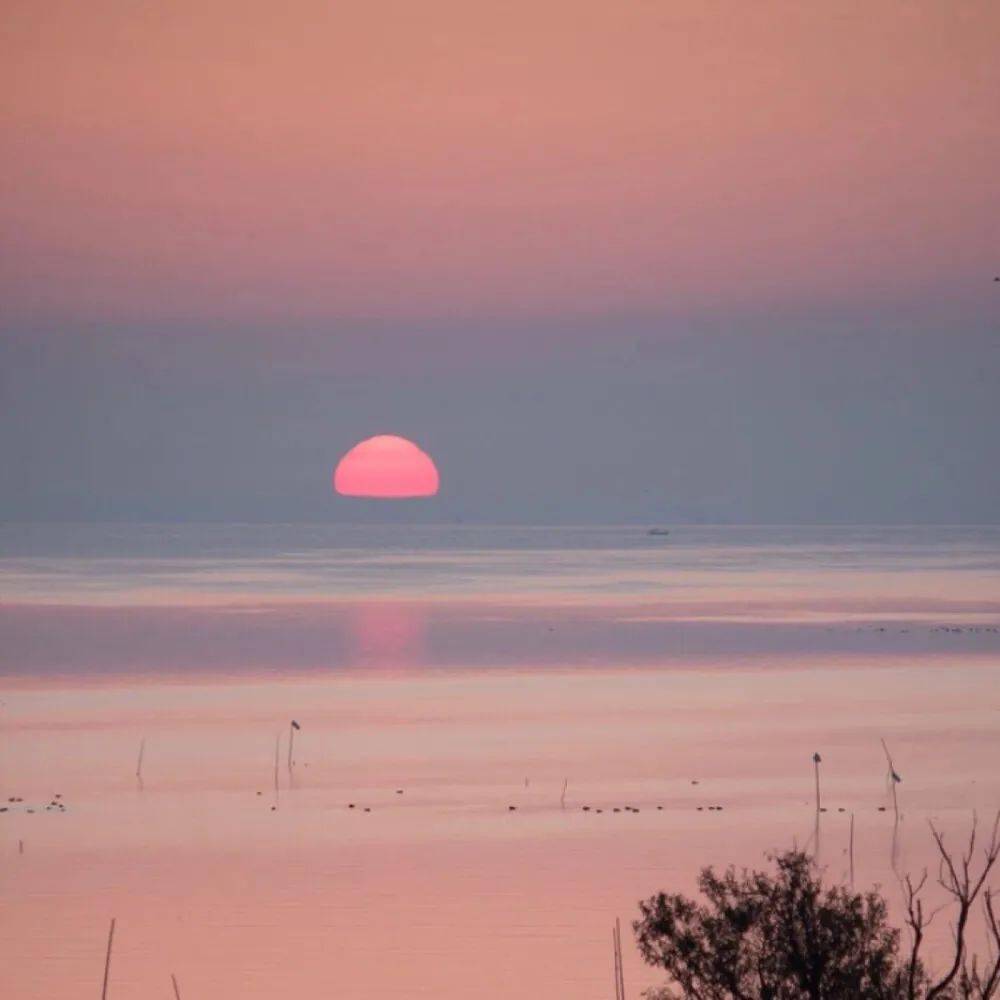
xmin=615 ymin=917 xmax=626 ymax=1000
xmin=136 ymin=738 xmax=146 ymax=788
xmin=288 ymin=720 xmax=301 ymax=774
xmin=612 ymin=925 xmax=621 ymax=1000
xmin=560 ymin=778 xmax=568 ymax=809
xmin=101 ymin=917 xmax=116 ymax=1000
xmin=880 ymin=738 xmax=901 ymax=818
xmin=812 ymin=752 xmax=822 ymax=813
xmin=171 ymin=973 xmax=182 ymax=1000
xmin=849 ymin=812 xmax=856 ymax=886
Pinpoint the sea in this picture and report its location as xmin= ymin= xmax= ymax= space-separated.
xmin=1 ymin=524 xmax=999 ymax=998
xmin=2 ymin=522 xmax=998 ymax=679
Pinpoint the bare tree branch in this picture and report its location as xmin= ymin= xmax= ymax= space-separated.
xmin=926 ymin=812 xmax=1000 ymax=1000
xmin=976 ymin=889 xmax=1000 ymax=999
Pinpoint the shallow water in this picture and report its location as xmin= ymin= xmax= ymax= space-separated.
xmin=1 ymin=525 xmax=999 ymax=998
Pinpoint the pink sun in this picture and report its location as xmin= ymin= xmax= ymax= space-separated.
xmin=333 ymin=435 xmax=440 ymax=498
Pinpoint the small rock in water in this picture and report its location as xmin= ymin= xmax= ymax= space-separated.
xmin=508 ymin=805 xmax=517 ymax=811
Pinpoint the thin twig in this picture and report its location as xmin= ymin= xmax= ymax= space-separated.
xmin=171 ymin=973 xmax=182 ymax=1000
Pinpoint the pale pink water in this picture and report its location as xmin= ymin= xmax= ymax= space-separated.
xmin=2 ymin=525 xmax=999 ymax=997
xmin=3 ymin=656 xmax=999 ymax=999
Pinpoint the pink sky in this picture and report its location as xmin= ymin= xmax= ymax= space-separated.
xmin=2 ymin=2 xmax=998 ymax=525
xmin=3 ymin=0 xmax=998 ymax=330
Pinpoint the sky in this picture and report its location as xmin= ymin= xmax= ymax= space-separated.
xmin=2 ymin=0 xmax=998 ymax=523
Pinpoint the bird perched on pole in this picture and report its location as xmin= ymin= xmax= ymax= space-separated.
xmin=288 ymin=720 xmax=301 ymax=773
xmin=880 ymin=739 xmax=902 ymax=817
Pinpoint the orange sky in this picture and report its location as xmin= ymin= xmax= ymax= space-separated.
xmin=3 ymin=0 xmax=998 ymax=329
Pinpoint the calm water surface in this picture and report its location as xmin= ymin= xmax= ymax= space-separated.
xmin=1 ymin=524 xmax=998 ymax=679
xmin=1 ymin=523 xmax=998 ymax=606
xmin=1 ymin=525 xmax=999 ymax=998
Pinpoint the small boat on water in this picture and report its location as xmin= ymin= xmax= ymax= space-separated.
xmin=647 ymin=527 xmax=670 ymax=537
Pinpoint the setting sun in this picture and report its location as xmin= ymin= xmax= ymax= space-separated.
xmin=333 ymin=434 xmax=440 ymax=498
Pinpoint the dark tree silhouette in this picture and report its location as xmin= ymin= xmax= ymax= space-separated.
xmin=635 ymin=850 xmax=915 ymax=999
xmin=634 ymin=814 xmax=999 ymax=1000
